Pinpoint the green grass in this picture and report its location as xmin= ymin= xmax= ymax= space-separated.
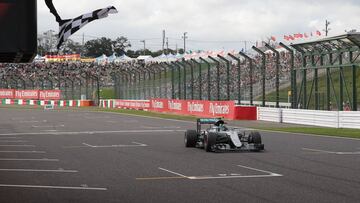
xmin=100 ymin=88 xmax=115 ymax=99
xmin=266 ymin=68 xmax=360 ymax=109
xmin=258 ymin=127 xmax=360 ymax=139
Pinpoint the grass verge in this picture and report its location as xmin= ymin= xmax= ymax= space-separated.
xmin=257 ymin=127 xmax=360 ymax=139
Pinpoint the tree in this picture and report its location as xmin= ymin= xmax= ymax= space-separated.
xmin=112 ymin=37 xmax=131 ymax=56
xmin=60 ymin=39 xmax=83 ymax=54
xmin=84 ymin=37 xmax=113 ymax=57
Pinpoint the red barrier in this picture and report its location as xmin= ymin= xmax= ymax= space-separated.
xmin=0 ymin=89 xmax=15 ymax=99
xmin=233 ymin=106 xmax=257 ymax=120
xmin=150 ymin=99 xmax=236 ymax=119
xmin=39 ymin=90 xmax=61 ymax=100
xmin=15 ymin=90 xmax=39 ymax=99
xmin=107 ymin=99 xmax=257 ymax=120
xmin=115 ymin=100 xmax=151 ymax=110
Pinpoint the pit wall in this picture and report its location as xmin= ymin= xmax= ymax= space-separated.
xmin=257 ymin=107 xmax=360 ymax=129
xmin=0 ymin=99 xmax=93 ymax=107
xmin=99 ymin=99 xmax=258 ymax=120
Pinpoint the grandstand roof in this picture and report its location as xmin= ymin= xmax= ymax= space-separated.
xmin=290 ymin=33 xmax=360 ymax=54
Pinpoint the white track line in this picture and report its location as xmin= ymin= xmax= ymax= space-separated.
xmin=0 ymin=158 xmax=59 ymax=162
xmin=81 ymin=142 xmax=148 ymax=148
xmin=0 ymin=140 xmax=28 ymax=143
xmin=0 ymin=184 xmax=107 ymax=191
xmin=0 ymin=169 xmax=77 ymax=173
xmin=237 ymin=164 xmax=282 ymax=176
xmin=32 ymin=125 xmax=64 ymax=128
xmin=0 ymin=145 xmax=35 ymax=147
xmin=0 ymin=151 xmax=46 ymax=153
xmin=0 ymin=137 xmax=22 ymax=139
xmin=158 ymin=167 xmax=188 ymax=178
xmin=0 ymin=129 xmax=183 ymax=136
xmin=302 ymin=148 xmax=360 ymax=155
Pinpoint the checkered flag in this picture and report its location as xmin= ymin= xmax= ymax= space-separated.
xmin=45 ymin=0 xmax=118 ymax=49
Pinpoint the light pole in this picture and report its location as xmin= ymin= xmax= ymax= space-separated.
xmin=140 ymin=40 xmax=146 ymax=55
xmin=182 ymin=32 xmax=188 ymax=53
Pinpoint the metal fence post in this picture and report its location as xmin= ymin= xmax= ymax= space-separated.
xmin=265 ymin=43 xmax=280 ymax=108
xmin=191 ymin=59 xmax=202 ymax=100
xmin=208 ymin=56 xmax=220 ymax=101
xmin=239 ymin=51 xmax=254 ymax=106
xmin=183 ymin=59 xmax=194 ymax=100
xmin=279 ymin=42 xmax=296 ymax=109
xmin=228 ymin=54 xmax=241 ymax=104
xmin=252 ymin=47 xmax=266 ymax=107
xmin=199 ymin=57 xmax=211 ymax=101
xmin=218 ymin=55 xmax=231 ymax=101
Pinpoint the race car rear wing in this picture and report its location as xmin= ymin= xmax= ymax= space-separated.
xmin=196 ymin=118 xmax=222 ymax=133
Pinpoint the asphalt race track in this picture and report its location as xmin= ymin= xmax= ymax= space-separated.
xmin=0 ymin=108 xmax=359 ymax=203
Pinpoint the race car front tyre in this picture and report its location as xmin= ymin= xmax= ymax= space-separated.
xmin=248 ymin=131 xmax=262 ymax=144
xmin=204 ymin=133 xmax=217 ymax=152
xmin=185 ymin=130 xmax=197 ymax=147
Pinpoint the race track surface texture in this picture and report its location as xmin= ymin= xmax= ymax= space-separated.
xmin=0 ymin=108 xmax=359 ymax=203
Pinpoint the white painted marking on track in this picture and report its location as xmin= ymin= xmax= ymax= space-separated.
xmin=0 ymin=169 xmax=78 ymax=173
xmin=237 ymin=164 xmax=283 ymax=176
xmin=187 ymin=174 xmax=282 ymax=180
xmin=81 ymin=142 xmax=147 ymax=148
xmin=0 ymin=145 xmax=35 ymax=147
xmin=0 ymin=151 xmax=46 ymax=153
xmin=158 ymin=167 xmax=188 ymax=178
xmin=0 ymin=184 xmax=107 ymax=191
xmin=0 ymin=140 xmax=28 ymax=143
xmin=32 ymin=124 xmax=64 ymax=128
xmin=0 ymin=129 xmax=183 ymax=136
xmin=0 ymin=158 xmax=59 ymax=162
xmin=302 ymin=148 xmax=360 ymax=155
xmin=156 ymin=164 xmax=282 ymax=180
xmin=0 ymin=137 xmax=22 ymax=139
xmin=19 ymin=120 xmax=47 ymax=123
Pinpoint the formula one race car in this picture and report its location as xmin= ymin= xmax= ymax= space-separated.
xmin=184 ymin=118 xmax=264 ymax=152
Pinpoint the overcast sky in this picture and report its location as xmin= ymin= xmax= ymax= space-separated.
xmin=38 ymin=0 xmax=360 ymax=51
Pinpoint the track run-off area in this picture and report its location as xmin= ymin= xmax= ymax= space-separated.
xmin=0 ymin=108 xmax=359 ymax=203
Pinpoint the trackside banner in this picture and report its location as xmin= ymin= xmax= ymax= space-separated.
xmin=0 ymin=89 xmax=62 ymax=100
xmin=39 ymin=90 xmax=61 ymax=100
xmin=114 ymin=100 xmax=151 ymax=110
xmin=15 ymin=90 xmax=39 ymax=100
xmin=0 ymin=89 xmax=15 ymax=99
xmin=103 ymin=99 xmax=257 ymax=120
xmin=150 ymin=99 xmax=236 ymax=119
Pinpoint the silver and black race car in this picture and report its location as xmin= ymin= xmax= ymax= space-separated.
xmin=184 ymin=118 xmax=264 ymax=152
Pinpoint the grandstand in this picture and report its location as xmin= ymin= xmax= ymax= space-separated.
xmin=1 ymin=33 xmax=360 ymax=111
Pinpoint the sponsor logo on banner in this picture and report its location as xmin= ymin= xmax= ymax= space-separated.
xmin=114 ymin=100 xmax=151 ymax=110
xmin=152 ymin=100 xmax=165 ymax=109
xmin=39 ymin=90 xmax=61 ymax=100
xmin=209 ymin=103 xmax=230 ymax=115
xmin=187 ymin=101 xmax=204 ymax=113
xmin=15 ymin=90 xmax=39 ymax=99
xmin=168 ymin=100 xmax=182 ymax=111
xmin=0 ymin=89 xmax=14 ymax=99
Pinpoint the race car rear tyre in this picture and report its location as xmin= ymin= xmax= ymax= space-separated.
xmin=204 ymin=133 xmax=217 ymax=152
xmin=248 ymin=131 xmax=262 ymax=144
xmin=185 ymin=130 xmax=197 ymax=147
